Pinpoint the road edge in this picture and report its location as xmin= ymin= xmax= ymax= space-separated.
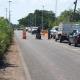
xmin=14 ymin=38 xmax=32 ymax=80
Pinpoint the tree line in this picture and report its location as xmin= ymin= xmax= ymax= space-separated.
xmin=18 ymin=9 xmax=80 ymax=29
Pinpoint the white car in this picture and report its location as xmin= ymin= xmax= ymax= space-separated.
xmin=28 ymin=27 xmax=32 ymax=32
xmin=50 ymin=27 xmax=58 ymax=39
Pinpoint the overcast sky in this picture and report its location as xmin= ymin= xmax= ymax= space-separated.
xmin=0 ymin=0 xmax=80 ymax=24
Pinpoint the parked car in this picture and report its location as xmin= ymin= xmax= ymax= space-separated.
xmin=31 ymin=27 xmax=38 ymax=34
xmin=26 ymin=27 xmax=28 ymax=31
xmin=50 ymin=26 xmax=58 ymax=39
xmin=68 ymin=28 xmax=80 ymax=47
xmin=28 ymin=27 xmax=32 ymax=32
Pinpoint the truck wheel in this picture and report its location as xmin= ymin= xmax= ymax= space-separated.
xmin=60 ymin=39 xmax=62 ymax=43
xmin=53 ymin=36 xmax=55 ymax=39
xmin=59 ymin=35 xmax=63 ymax=43
xmin=68 ymin=42 xmax=71 ymax=45
xmin=51 ymin=35 xmax=52 ymax=38
xmin=74 ymin=43 xmax=78 ymax=47
xmin=55 ymin=38 xmax=57 ymax=42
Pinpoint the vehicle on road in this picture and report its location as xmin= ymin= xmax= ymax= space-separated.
xmin=68 ymin=25 xmax=80 ymax=47
xmin=50 ymin=26 xmax=58 ymax=39
xmin=26 ymin=27 xmax=28 ymax=31
xmin=55 ymin=23 xmax=77 ymax=42
xmin=28 ymin=27 xmax=32 ymax=32
xmin=31 ymin=27 xmax=38 ymax=34
xmin=36 ymin=33 xmax=41 ymax=39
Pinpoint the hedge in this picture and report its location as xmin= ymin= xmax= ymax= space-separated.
xmin=0 ymin=17 xmax=13 ymax=59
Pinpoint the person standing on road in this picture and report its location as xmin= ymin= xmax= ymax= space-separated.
xmin=36 ymin=27 xmax=41 ymax=39
xmin=48 ymin=28 xmax=51 ymax=39
xmin=37 ymin=27 xmax=41 ymax=34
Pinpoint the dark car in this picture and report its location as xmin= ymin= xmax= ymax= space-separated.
xmin=31 ymin=27 xmax=38 ymax=34
xmin=68 ymin=29 xmax=80 ymax=47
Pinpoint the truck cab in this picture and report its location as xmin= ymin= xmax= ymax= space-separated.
xmin=55 ymin=23 xmax=73 ymax=42
xmin=68 ymin=28 xmax=80 ymax=47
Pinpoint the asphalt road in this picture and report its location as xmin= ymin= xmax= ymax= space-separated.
xmin=15 ymin=30 xmax=80 ymax=80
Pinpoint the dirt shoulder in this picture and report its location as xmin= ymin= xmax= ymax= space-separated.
xmin=0 ymin=39 xmax=26 ymax=80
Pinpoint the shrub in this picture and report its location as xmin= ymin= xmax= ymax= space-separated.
xmin=0 ymin=17 xmax=13 ymax=59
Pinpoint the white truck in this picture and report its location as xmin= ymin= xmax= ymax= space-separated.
xmin=55 ymin=23 xmax=80 ymax=42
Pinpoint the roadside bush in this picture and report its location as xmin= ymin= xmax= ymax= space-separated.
xmin=0 ymin=17 xmax=13 ymax=59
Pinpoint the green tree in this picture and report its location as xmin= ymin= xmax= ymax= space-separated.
xmin=53 ymin=9 xmax=80 ymax=26
xmin=18 ymin=10 xmax=56 ymax=29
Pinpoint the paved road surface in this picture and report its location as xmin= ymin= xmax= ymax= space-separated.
xmin=14 ymin=30 xmax=80 ymax=80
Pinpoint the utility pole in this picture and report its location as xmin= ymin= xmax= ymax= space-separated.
xmin=9 ymin=0 xmax=12 ymax=26
xmin=55 ymin=0 xmax=57 ymax=16
xmin=6 ymin=8 xmax=8 ymax=19
xmin=73 ymin=0 xmax=78 ymax=21
xmin=42 ymin=5 xmax=44 ymax=30
xmin=29 ymin=13 xmax=32 ymax=32
xmin=35 ymin=12 xmax=36 ymax=27
xmin=74 ymin=0 xmax=77 ymax=14
xmin=55 ymin=0 xmax=58 ymax=25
